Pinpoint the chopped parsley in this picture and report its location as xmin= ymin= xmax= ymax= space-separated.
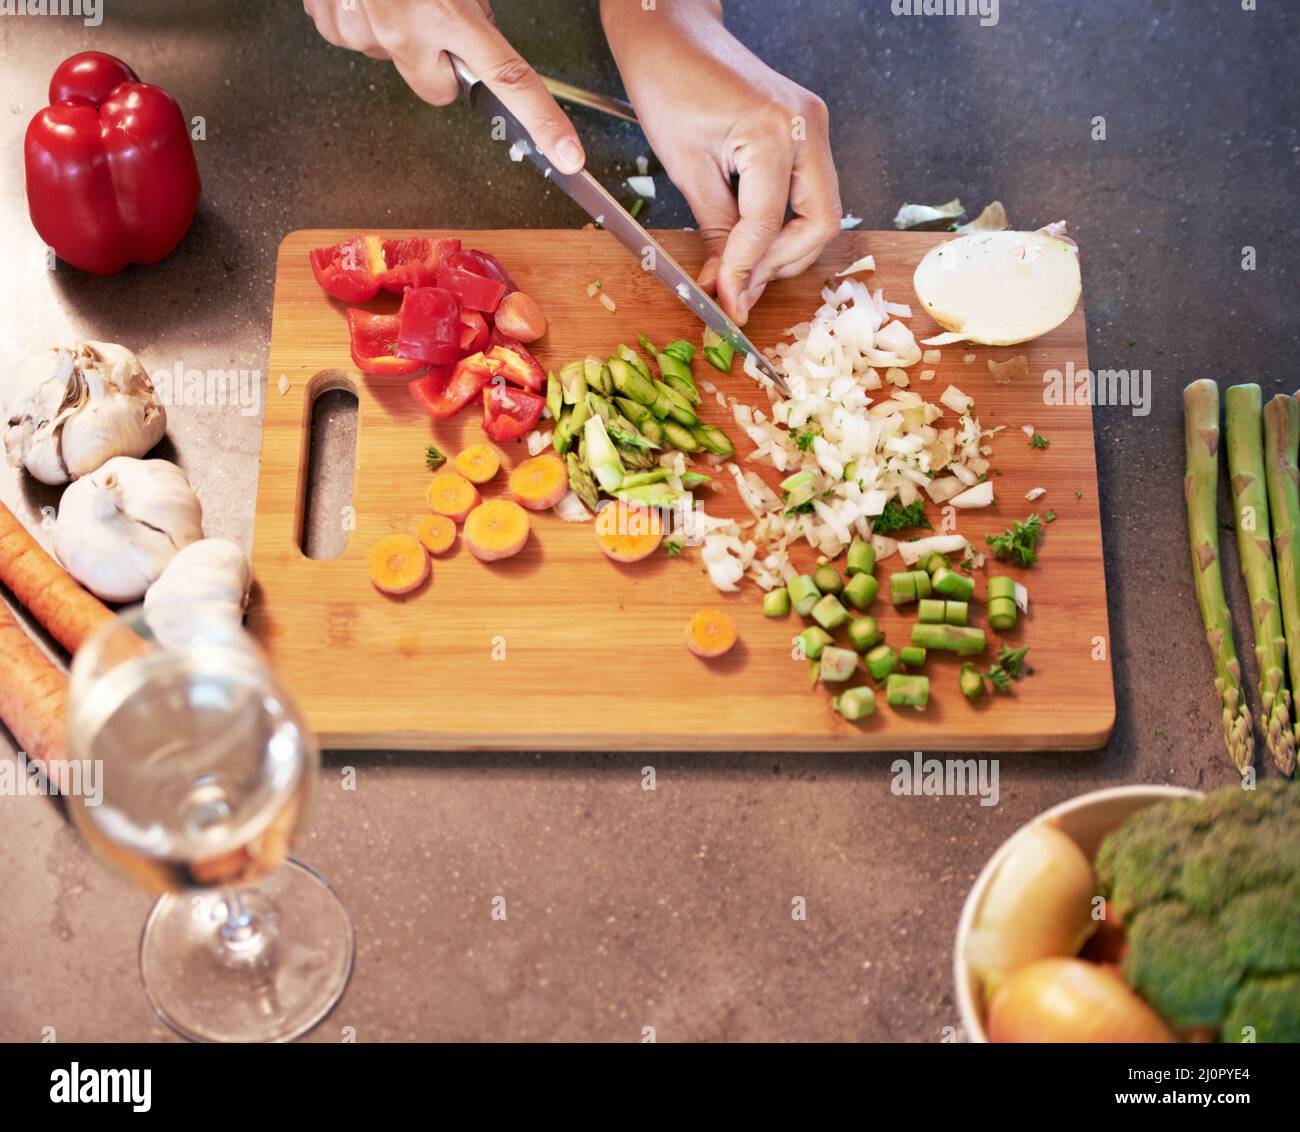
xmin=793 ymin=427 xmax=822 ymax=452
xmin=1045 ymin=509 xmax=1058 ymax=523
xmin=664 ymin=540 xmax=683 ymax=557
xmin=425 ymin=444 xmax=447 ymax=471
xmin=1029 ymin=433 xmax=1050 ymax=449
xmin=872 ymin=498 xmax=932 ymax=534
xmin=986 ymin=645 xmax=1032 ymax=693
xmin=986 ymin=514 xmax=1045 ymax=567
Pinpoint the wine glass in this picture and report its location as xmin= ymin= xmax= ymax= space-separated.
xmin=66 ymin=607 xmax=354 ymax=1043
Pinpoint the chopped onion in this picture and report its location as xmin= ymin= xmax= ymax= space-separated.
xmin=835 ymin=254 xmax=877 ymax=277
xmin=599 ymin=293 xmax=617 ymax=313
xmin=940 ymin=385 xmax=974 ymax=415
xmin=553 ymin=491 xmax=593 ymax=522
xmin=840 ymin=213 xmax=863 ymax=229
xmin=627 ymin=175 xmax=656 ymax=199
xmin=952 ymin=481 xmax=995 ymax=509
xmin=1013 ymin=582 xmax=1029 ymax=614
xmin=1024 ymin=487 xmax=1046 ymax=501
xmin=897 ymin=534 xmax=969 ymax=566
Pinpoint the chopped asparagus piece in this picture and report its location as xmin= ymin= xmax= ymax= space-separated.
xmin=865 ymin=644 xmax=897 ymax=681
xmin=988 ymin=597 xmax=1018 ymax=632
xmin=813 ymin=564 xmax=843 ymax=595
xmin=959 ymin=663 xmax=986 ymax=700
xmin=918 ymin=598 xmax=946 ymax=624
xmin=945 ymin=600 xmax=969 ymax=627
xmin=844 ymin=572 xmax=879 ymax=611
xmin=812 ymin=594 xmax=849 ymax=632
xmin=848 ymin=616 xmax=882 ymax=653
xmin=818 ymin=646 xmax=858 ymax=683
xmin=795 ymin=626 xmax=834 ymax=661
xmin=847 ymin=537 xmax=876 ymax=577
xmin=763 ymin=587 xmax=792 ymax=618
xmin=910 ymin=623 xmax=988 ymax=656
xmin=789 ymin=575 xmax=821 ymax=617
xmin=899 ymin=646 xmax=927 ymax=668
xmin=833 ymin=686 xmax=876 ymax=721
xmin=887 ymin=674 xmax=930 ymax=709
xmin=932 ymin=566 xmax=975 ymax=601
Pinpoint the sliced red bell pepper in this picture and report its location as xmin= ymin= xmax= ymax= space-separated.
xmin=377 ymin=236 xmax=460 ymax=291
xmin=410 ymin=352 xmax=499 ymax=420
xmin=309 ymin=235 xmax=461 ymax=302
xmin=346 ymin=309 xmax=423 ymax=377
xmin=483 ymin=383 xmax=546 ymax=442
xmin=436 ymin=264 xmax=507 ymax=313
xmin=458 ymin=309 xmax=489 ymax=356
xmin=486 ymin=345 xmax=546 ymax=394
xmin=395 ymin=287 xmax=461 ymax=366
xmin=310 ymin=235 xmax=388 ymax=303
xmin=445 ymin=249 xmax=517 ymax=294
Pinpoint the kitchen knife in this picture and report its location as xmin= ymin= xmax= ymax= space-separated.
xmin=451 ymin=57 xmax=789 ymax=396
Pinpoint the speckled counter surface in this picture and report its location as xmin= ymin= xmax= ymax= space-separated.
xmin=0 ymin=1 xmax=1296 ymax=1042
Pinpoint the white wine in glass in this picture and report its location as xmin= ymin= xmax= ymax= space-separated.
xmin=67 ymin=608 xmax=354 ymax=1043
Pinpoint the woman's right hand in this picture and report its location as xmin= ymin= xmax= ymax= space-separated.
xmin=303 ymin=0 xmax=586 ymax=173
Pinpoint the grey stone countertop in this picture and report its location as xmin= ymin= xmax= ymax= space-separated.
xmin=0 ymin=1 xmax=1296 ymax=1041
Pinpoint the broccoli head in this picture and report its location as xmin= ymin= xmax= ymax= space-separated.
xmin=1094 ymin=780 xmax=1300 ymax=1042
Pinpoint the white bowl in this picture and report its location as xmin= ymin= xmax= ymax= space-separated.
xmin=954 ymin=784 xmax=1200 ymax=1043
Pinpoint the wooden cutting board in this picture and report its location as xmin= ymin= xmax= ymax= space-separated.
xmin=249 ymin=229 xmax=1114 ymax=751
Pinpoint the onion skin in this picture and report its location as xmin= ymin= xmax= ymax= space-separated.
xmin=988 ymin=959 xmax=1175 ymax=1043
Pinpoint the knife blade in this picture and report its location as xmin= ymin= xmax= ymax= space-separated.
xmin=451 ymin=57 xmax=789 ymax=396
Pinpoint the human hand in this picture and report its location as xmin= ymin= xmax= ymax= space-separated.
xmin=600 ymin=1 xmax=842 ymax=327
xmin=602 ymin=0 xmax=841 ymax=324
xmin=304 ymin=0 xmax=586 ymax=173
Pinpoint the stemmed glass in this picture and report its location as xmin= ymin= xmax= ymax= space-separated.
xmin=66 ymin=607 xmax=353 ymax=1042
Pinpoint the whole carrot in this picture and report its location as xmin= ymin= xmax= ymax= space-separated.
xmin=0 ymin=599 xmax=69 ymax=787
xmin=0 ymin=501 xmax=112 ymax=655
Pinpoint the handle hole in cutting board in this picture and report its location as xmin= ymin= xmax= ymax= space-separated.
xmin=301 ymin=379 xmax=359 ymax=561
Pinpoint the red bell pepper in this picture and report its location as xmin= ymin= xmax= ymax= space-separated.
xmin=486 ymin=345 xmax=546 ymax=394
xmin=346 ymin=309 xmax=423 ymax=377
xmin=410 ymin=352 xmax=499 ymax=420
xmin=445 ymin=249 xmax=517 ymax=294
xmin=437 ymin=264 xmax=507 ymax=313
xmin=24 ymin=51 xmax=201 ymax=275
xmin=458 ymin=309 xmax=490 ymax=356
xmin=395 ymin=287 xmax=461 ymax=366
xmin=309 ymin=235 xmax=460 ymax=302
xmin=483 ymin=383 xmax=546 ymax=442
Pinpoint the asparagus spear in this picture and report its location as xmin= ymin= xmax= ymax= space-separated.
xmin=1262 ymin=394 xmax=1300 ymax=775
xmin=1224 ymin=383 xmax=1290 ymax=773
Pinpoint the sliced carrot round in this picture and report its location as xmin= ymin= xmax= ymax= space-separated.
xmin=685 ymin=608 xmax=738 ymax=658
xmin=426 ymin=472 xmax=480 ymax=522
xmin=595 ymin=502 xmax=664 ymax=563
xmin=463 ymin=499 xmax=531 ymax=561
xmin=368 ymin=534 xmax=430 ymax=595
xmin=509 ymin=452 xmax=569 ymax=511
xmin=454 ymin=442 xmax=502 ymax=485
xmin=417 ymin=514 xmax=457 ymax=555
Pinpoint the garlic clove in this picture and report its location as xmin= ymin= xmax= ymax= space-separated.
xmin=55 ymin=456 xmax=203 ymax=603
xmin=144 ymin=538 xmax=252 ymax=648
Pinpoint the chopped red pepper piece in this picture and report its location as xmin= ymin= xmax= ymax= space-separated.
xmin=310 ymin=235 xmax=387 ymax=303
xmin=437 ymin=264 xmax=507 ymax=313
xmin=445 ymin=249 xmax=518 ymax=294
xmin=458 ymin=309 xmax=489 ymax=356
xmin=309 ymin=235 xmax=460 ymax=302
xmin=409 ymin=352 xmax=499 ymax=420
xmin=483 ymin=383 xmax=546 ymax=442
xmin=377 ymin=236 xmax=460 ymax=292
xmin=485 ymin=345 xmax=546 ymax=394
xmin=395 ymin=286 xmax=461 ymax=366
xmin=346 ymin=309 xmax=423 ymax=377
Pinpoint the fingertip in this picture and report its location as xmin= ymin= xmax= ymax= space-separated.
xmin=554 ymin=136 xmax=585 ymax=175
xmin=697 ymin=256 xmax=721 ymax=295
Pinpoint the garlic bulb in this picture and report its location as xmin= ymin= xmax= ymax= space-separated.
xmin=144 ymin=538 xmax=252 ymax=648
xmin=55 ymin=457 xmax=203 ymax=602
xmin=2 ymin=341 xmax=166 ymax=485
